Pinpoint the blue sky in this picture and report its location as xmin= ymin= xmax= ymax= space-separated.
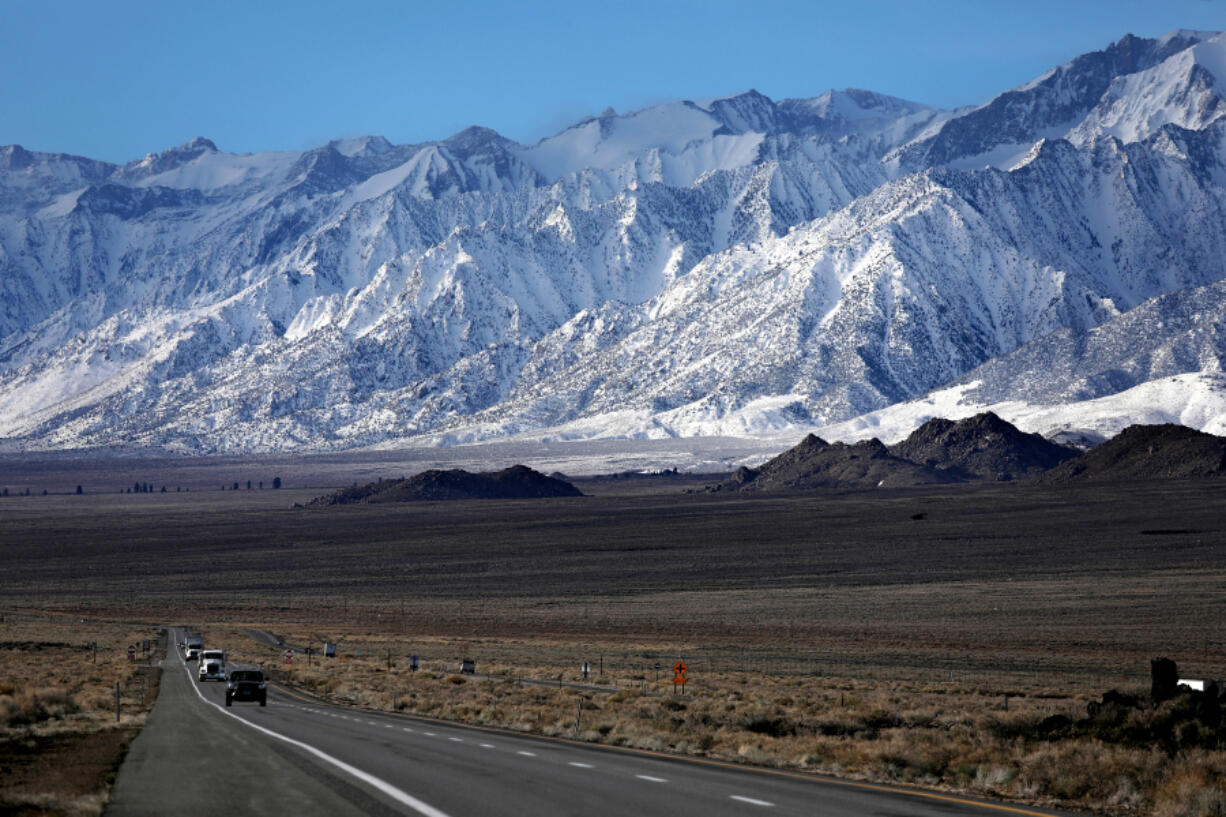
xmin=3 ymin=0 xmax=1224 ymax=163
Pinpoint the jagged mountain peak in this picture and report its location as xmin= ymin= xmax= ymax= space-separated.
xmin=136 ymin=136 xmax=218 ymax=165
xmin=442 ymin=125 xmax=515 ymax=157
xmin=4 ymin=31 xmax=1226 ymax=453
xmin=327 ymin=135 xmax=394 ymax=157
xmin=0 ymin=144 xmax=37 ymax=170
xmin=891 ymin=28 xmax=1224 ymax=171
xmin=889 ymin=412 xmax=1078 ymax=480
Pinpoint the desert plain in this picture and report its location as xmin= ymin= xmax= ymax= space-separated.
xmin=1 ymin=449 xmax=1224 ymax=815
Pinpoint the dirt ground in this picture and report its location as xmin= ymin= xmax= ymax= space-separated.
xmin=0 ymin=728 xmax=137 ymax=816
xmin=1 ymin=453 xmax=1224 ymax=814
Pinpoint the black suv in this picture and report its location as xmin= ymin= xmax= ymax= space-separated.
xmin=225 ymin=669 xmax=267 ymax=707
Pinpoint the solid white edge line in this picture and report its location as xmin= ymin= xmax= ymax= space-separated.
xmin=177 ymin=638 xmax=451 ymax=817
xmin=730 ymin=795 xmax=775 ymax=807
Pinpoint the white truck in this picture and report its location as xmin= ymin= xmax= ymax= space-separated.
xmin=198 ymin=649 xmax=228 ymax=681
xmin=183 ymin=635 xmax=204 ymax=662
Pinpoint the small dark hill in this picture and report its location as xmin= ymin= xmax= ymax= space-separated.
xmin=716 ymin=434 xmax=955 ymax=491
xmin=1038 ymin=424 xmax=1226 ymax=483
xmin=308 ymin=465 xmax=583 ymax=506
xmin=889 ymin=411 xmax=1079 ymax=481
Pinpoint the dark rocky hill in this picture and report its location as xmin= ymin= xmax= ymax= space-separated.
xmin=308 ymin=465 xmax=583 ymax=505
xmin=889 ymin=411 xmax=1079 ymax=481
xmin=715 ymin=435 xmax=955 ymax=492
xmin=1038 ymin=424 xmax=1226 ymax=483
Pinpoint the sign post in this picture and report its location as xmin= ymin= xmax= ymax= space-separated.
xmin=127 ymin=645 xmax=136 ymax=663
xmin=672 ymin=660 xmax=688 ymax=694
xmin=284 ymin=648 xmax=294 ymax=665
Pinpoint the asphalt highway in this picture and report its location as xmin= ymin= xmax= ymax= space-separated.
xmin=106 ymin=629 xmax=1076 ymax=817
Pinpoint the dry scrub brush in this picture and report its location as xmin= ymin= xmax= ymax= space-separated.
xmin=0 ymin=615 xmax=162 ymax=737
xmin=211 ymin=625 xmax=1226 ymax=816
xmin=0 ymin=614 xmax=165 ymax=817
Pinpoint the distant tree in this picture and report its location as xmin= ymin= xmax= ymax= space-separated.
xmin=258 ymin=481 xmax=263 ymax=489
xmin=2 ymin=488 xmax=7 ymax=497
xmin=134 ymin=481 xmax=141 ymax=493
xmin=76 ymin=485 xmax=83 ymax=495
xmin=247 ymin=480 xmax=252 ymax=490
xmin=233 ymin=481 xmax=239 ymax=491
xmin=273 ymin=477 xmax=282 ymax=489
xmin=42 ymin=489 xmax=47 ymax=496
xmin=221 ymin=485 xmax=225 ymax=490
xmin=176 ymin=486 xmax=181 ymax=492
xmin=161 ymin=486 xmax=167 ymax=493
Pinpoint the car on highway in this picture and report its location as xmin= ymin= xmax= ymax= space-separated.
xmin=226 ymin=669 xmax=267 ymax=706
xmin=198 ymin=649 xmax=227 ymax=681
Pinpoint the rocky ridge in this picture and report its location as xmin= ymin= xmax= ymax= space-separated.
xmin=3 ymin=32 xmax=1226 ymax=452
xmin=307 ymin=464 xmax=583 ymax=505
xmin=1038 ymin=424 xmax=1226 ymax=483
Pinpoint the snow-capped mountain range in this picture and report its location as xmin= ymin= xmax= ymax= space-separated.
xmin=4 ymin=29 xmax=1226 ymax=454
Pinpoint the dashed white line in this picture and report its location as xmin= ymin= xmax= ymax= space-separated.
xmin=479 ymin=743 xmax=495 ymax=749
xmin=176 ymin=643 xmax=450 ymax=817
xmin=517 ymin=751 xmax=537 ymax=757
xmin=449 ymin=737 xmax=464 ymax=743
xmin=730 ymin=795 xmax=775 ymax=807
xmin=403 ymin=727 xmax=415 ymax=732
xmin=636 ymin=775 xmax=668 ymax=783
xmin=568 ymin=762 xmax=595 ymax=769
xmin=424 ymin=732 xmax=436 ymax=736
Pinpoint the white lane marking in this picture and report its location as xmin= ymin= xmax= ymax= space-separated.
xmin=176 ymin=639 xmax=451 ymax=817
xmin=449 ymin=737 xmax=464 ymax=743
xmin=384 ymin=724 xmax=394 ymax=729
xmin=517 ymin=751 xmax=537 ymax=757
xmin=403 ymin=728 xmax=415 ymax=732
xmin=568 ymin=762 xmax=594 ymax=768
xmin=479 ymin=743 xmax=495 ymax=749
xmin=730 ymin=795 xmax=775 ymax=807
xmin=424 ymin=731 xmax=436 ymax=736
xmin=636 ymin=775 xmax=668 ymax=783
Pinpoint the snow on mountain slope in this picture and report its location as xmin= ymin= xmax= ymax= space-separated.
xmin=4 ymin=32 xmax=1226 ymax=454
xmin=943 ymin=272 xmax=1226 ymax=407
xmin=432 ymin=122 xmax=1226 ymax=443
xmin=1068 ymin=32 xmax=1226 ymax=146
xmin=804 ymin=372 xmax=1226 ymax=448
xmin=889 ymin=29 xmax=1219 ymax=171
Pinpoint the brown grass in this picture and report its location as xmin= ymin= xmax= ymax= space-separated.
xmin=192 ymin=622 xmax=1222 ymax=816
xmin=0 ymin=613 xmax=163 ymax=816
xmin=1 ymin=466 xmax=1224 ymax=815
